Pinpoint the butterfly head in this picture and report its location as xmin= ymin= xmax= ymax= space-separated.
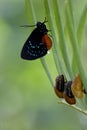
xmin=36 ymin=22 xmax=48 ymax=34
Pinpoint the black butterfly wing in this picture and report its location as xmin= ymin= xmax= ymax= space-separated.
xmin=21 ymin=41 xmax=47 ymax=60
xmin=21 ymin=28 xmax=47 ymax=60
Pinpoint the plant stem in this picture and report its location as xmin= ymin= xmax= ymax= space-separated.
xmin=40 ymin=58 xmax=54 ymax=87
xmin=58 ymin=100 xmax=87 ymax=115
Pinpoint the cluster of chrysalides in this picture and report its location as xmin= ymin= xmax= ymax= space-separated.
xmin=54 ymin=74 xmax=85 ymax=105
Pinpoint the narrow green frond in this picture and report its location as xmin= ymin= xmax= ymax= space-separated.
xmin=40 ymin=58 xmax=54 ymax=87
xmin=52 ymin=0 xmax=74 ymax=79
xmin=44 ymin=0 xmax=67 ymax=75
xmin=77 ymin=5 xmax=87 ymax=45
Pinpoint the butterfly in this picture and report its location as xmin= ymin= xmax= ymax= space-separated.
xmin=21 ymin=18 xmax=52 ymax=60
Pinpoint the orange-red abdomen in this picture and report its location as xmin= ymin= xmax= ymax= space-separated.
xmin=42 ymin=34 xmax=52 ymax=50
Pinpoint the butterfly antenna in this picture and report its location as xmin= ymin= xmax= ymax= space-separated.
xmin=43 ymin=17 xmax=48 ymax=23
xmin=20 ymin=24 xmax=36 ymax=28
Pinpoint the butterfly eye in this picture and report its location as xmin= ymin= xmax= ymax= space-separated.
xmin=63 ymin=81 xmax=76 ymax=105
xmin=37 ymin=22 xmax=48 ymax=33
xmin=71 ymin=74 xmax=83 ymax=98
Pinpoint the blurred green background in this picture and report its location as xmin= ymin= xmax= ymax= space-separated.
xmin=0 ymin=0 xmax=87 ymax=130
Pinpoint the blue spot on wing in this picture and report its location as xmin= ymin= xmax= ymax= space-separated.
xmin=21 ymin=41 xmax=47 ymax=60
